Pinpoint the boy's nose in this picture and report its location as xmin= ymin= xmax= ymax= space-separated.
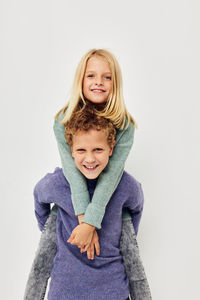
xmin=85 ymin=153 xmax=95 ymax=163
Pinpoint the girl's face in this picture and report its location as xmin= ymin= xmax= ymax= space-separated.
xmin=82 ymin=55 xmax=112 ymax=104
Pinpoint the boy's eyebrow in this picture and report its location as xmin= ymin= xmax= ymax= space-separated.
xmin=75 ymin=147 xmax=85 ymax=150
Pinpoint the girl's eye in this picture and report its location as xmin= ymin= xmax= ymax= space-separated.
xmin=87 ymin=74 xmax=111 ymax=80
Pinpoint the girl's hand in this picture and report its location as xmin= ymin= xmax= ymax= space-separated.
xmin=67 ymin=223 xmax=95 ymax=250
xmin=80 ymin=230 xmax=100 ymax=260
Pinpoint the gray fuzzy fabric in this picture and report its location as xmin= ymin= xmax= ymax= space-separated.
xmin=24 ymin=211 xmax=57 ymax=300
xmin=129 ymin=280 xmax=152 ymax=300
xmin=120 ymin=220 xmax=152 ymax=300
xmin=24 ymin=211 xmax=152 ymax=300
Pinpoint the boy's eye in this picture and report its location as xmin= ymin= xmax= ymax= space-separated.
xmin=95 ymin=148 xmax=103 ymax=152
xmin=77 ymin=149 xmax=85 ymax=152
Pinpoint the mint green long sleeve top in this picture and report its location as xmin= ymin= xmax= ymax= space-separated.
xmin=53 ymin=111 xmax=135 ymax=229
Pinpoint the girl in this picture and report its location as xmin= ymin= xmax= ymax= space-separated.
xmin=53 ymin=48 xmax=137 ymax=255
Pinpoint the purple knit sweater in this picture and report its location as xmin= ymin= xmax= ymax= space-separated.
xmin=34 ymin=167 xmax=144 ymax=300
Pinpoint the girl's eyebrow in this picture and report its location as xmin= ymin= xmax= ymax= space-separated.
xmin=86 ymin=70 xmax=112 ymax=74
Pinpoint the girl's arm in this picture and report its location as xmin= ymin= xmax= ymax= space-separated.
xmin=82 ymin=121 xmax=135 ymax=229
xmin=120 ymin=220 xmax=152 ymax=300
xmin=53 ymin=112 xmax=90 ymax=215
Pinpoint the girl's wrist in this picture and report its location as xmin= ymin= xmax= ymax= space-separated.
xmin=78 ymin=215 xmax=95 ymax=230
xmin=78 ymin=214 xmax=84 ymax=224
xmin=82 ymin=222 xmax=95 ymax=230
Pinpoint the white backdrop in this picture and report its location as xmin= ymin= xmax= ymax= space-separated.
xmin=1 ymin=1 xmax=200 ymax=299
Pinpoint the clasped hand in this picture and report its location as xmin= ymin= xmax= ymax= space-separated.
xmin=67 ymin=214 xmax=100 ymax=260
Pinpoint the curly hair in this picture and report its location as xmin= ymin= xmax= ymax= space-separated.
xmin=65 ymin=102 xmax=116 ymax=149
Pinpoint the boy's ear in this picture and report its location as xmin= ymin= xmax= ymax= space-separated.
xmin=109 ymin=140 xmax=115 ymax=156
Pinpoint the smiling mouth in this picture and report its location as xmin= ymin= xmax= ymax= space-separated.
xmin=83 ymin=165 xmax=99 ymax=171
xmin=91 ymin=89 xmax=105 ymax=93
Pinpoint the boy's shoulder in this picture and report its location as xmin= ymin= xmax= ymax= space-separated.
xmin=119 ymin=170 xmax=142 ymax=193
xmin=34 ymin=167 xmax=69 ymax=194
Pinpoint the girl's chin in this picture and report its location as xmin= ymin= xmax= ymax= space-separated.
xmin=85 ymin=96 xmax=108 ymax=104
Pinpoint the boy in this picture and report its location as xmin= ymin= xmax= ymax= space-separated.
xmin=24 ymin=106 xmax=151 ymax=300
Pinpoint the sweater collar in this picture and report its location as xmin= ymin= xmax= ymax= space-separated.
xmin=86 ymin=177 xmax=98 ymax=191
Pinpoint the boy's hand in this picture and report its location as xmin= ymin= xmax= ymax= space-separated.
xmin=67 ymin=223 xmax=95 ymax=250
xmin=80 ymin=230 xmax=100 ymax=260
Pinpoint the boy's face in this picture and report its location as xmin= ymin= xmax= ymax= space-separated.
xmin=71 ymin=129 xmax=115 ymax=179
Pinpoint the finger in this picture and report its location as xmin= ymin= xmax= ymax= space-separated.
xmin=80 ymin=246 xmax=86 ymax=253
xmin=74 ymin=242 xmax=85 ymax=248
xmin=87 ymin=243 xmax=95 ymax=260
xmin=67 ymin=232 xmax=75 ymax=243
xmin=87 ymin=246 xmax=92 ymax=260
xmin=69 ymin=237 xmax=75 ymax=244
xmin=70 ymin=239 xmax=80 ymax=246
xmin=90 ymin=243 xmax=95 ymax=260
xmin=84 ymin=243 xmax=90 ymax=252
xmin=80 ymin=246 xmax=84 ymax=253
xmin=94 ymin=241 xmax=100 ymax=256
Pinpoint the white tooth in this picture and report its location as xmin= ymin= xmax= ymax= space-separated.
xmin=86 ymin=166 xmax=96 ymax=169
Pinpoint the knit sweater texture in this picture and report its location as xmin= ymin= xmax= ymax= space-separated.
xmin=34 ymin=167 xmax=144 ymax=300
xmin=53 ymin=111 xmax=135 ymax=228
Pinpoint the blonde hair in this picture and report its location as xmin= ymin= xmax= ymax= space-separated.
xmin=55 ymin=48 xmax=137 ymax=129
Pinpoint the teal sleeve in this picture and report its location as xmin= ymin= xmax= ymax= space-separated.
xmin=122 ymin=207 xmax=132 ymax=221
xmin=53 ymin=112 xmax=90 ymax=215
xmin=82 ymin=121 xmax=135 ymax=229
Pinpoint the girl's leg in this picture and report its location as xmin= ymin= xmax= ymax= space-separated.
xmin=120 ymin=220 xmax=152 ymax=300
xmin=24 ymin=207 xmax=57 ymax=300
xmin=24 ymin=211 xmax=151 ymax=300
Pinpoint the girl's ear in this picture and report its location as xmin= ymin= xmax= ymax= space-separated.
xmin=109 ymin=140 xmax=115 ymax=156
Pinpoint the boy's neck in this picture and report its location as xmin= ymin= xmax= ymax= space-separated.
xmin=85 ymin=176 xmax=99 ymax=189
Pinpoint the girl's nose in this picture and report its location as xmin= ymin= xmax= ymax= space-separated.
xmin=95 ymin=76 xmax=103 ymax=86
